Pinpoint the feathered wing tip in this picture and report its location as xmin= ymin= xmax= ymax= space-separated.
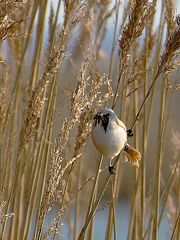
xmin=124 ymin=143 xmax=141 ymax=167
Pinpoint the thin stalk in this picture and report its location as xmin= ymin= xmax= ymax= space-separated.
xmin=14 ymin=3 xmax=48 ymax=237
xmin=145 ymin=21 xmax=166 ymax=240
xmin=50 ymin=0 xmax=62 ymax=53
xmin=108 ymin=0 xmax=120 ymax=80
xmin=127 ymin=174 xmax=141 ymax=240
xmin=1 ymin=3 xmax=42 ymax=235
xmin=86 ymin=156 xmax=103 ymax=240
xmin=158 ymin=156 xmax=179 ymax=226
xmin=131 ymin=40 xmax=140 ymax=240
xmin=143 ymin=156 xmax=179 ymax=239
xmin=77 ymin=151 xmax=123 ymax=240
xmin=14 ymin=174 xmax=24 ymax=239
xmin=152 ymin=75 xmax=166 ymax=240
xmin=51 ymin=161 xmax=76 ymax=240
xmin=22 ymin=136 xmax=45 ymax=239
xmin=74 ymin=159 xmax=82 ymax=240
xmin=140 ymin=29 xmax=148 ymax=239
xmin=170 ymin=212 xmax=180 ymax=240
xmin=127 ymin=42 xmax=140 ymax=239
xmin=28 ymin=1 xmax=62 ymax=232
xmin=29 ymin=0 xmax=48 ymax=90
xmin=31 ymin=125 xmax=52 ymax=240
xmin=22 ymin=90 xmax=56 ymax=239
xmin=108 ymin=32 xmax=133 ymax=238
xmin=110 ymin=179 xmax=117 ymax=240
xmin=177 ymin=174 xmax=180 ymax=240
xmin=1 ymin=148 xmax=24 ymax=238
xmin=112 ymin=0 xmax=133 ymax=109
xmin=132 ymin=9 xmax=165 ymax=131
xmin=105 ymin=169 xmax=118 ymax=240
xmin=131 ymin=69 xmax=159 ymax=131
xmin=146 ymin=8 xmax=165 ymax=132
xmin=3 ymin=0 xmax=41 ymax=127
xmin=2 ymin=119 xmax=14 ymax=197
xmin=34 ymin=79 xmax=57 ymax=240
xmin=112 ymin=58 xmax=124 ymax=109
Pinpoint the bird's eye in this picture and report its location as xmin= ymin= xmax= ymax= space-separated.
xmin=104 ymin=113 xmax=110 ymax=118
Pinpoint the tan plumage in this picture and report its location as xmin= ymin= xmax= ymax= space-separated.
xmin=124 ymin=143 xmax=141 ymax=167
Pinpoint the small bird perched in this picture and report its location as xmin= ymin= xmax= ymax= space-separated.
xmin=91 ymin=108 xmax=141 ymax=174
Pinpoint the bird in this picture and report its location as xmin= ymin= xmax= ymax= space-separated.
xmin=91 ymin=108 xmax=141 ymax=174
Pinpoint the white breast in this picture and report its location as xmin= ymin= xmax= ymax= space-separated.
xmin=91 ymin=120 xmax=127 ymax=158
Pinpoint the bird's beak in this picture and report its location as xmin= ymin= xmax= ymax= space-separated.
xmin=93 ymin=112 xmax=103 ymax=120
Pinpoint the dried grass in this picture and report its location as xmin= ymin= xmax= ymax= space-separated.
xmin=36 ymin=51 xmax=112 ymax=238
xmin=0 ymin=0 xmax=179 ymax=239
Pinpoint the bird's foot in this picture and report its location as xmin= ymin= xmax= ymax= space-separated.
xmin=109 ymin=165 xmax=116 ymax=174
xmin=127 ymin=129 xmax=133 ymax=137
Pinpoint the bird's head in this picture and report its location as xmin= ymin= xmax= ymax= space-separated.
xmin=93 ymin=108 xmax=118 ymax=132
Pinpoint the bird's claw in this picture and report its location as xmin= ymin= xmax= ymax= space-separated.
xmin=109 ymin=166 xmax=116 ymax=174
xmin=127 ymin=129 xmax=133 ymax=137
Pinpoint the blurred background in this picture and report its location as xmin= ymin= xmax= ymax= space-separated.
xmin=0 ymin=0 xmax=180 ymax=239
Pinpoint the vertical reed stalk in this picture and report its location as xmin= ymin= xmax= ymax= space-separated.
xmin=74 ymin=160 xmax=81 ymax=240
xmin=152 ymin=75 xmax=166 ymax=239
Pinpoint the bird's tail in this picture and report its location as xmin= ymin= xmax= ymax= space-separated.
xmin=124 ymin=143 xmax=141 ymax=167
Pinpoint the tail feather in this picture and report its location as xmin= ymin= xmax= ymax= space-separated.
xmin=124 ymin=143 xmax=141 ymax=167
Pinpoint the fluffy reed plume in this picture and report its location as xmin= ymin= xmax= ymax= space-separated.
xmin=158 ymin=19 xmax=180 ymax=76
xmin=0 ymin=0 xmax=27 ymax=41
xmin=37 ymin=52 xmax=112 ymax=236
xmin=0 ymin=1 xmax=180 ymax=239
xmin=112 ymin=0 xmax=155 ymax=107
xmin=131 ymin=15 xmax=180 ymax=129
xmin=165 ymin=0 xmax=176 ymax=36
xmin=21 ymin=78 xmax=46 ymax=146
xmin=21 ymin=0 xmax=87 ymax=147
xmin=119 ymin=0 xmax=155 ymax=60
xmin=167 ymin=83 xmax=180 ymax=91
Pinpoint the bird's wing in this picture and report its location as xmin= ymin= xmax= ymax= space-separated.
xmin=117 ymin=119 xmax=126 ymax=131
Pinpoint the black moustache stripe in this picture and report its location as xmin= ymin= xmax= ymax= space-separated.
xmin=101 ymin=116 xmax=109 ymax=132
xmin=94 ymin=114 xmax=110 ymax=133
xmin=94 ymin=115 xmax=101 ymax=126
